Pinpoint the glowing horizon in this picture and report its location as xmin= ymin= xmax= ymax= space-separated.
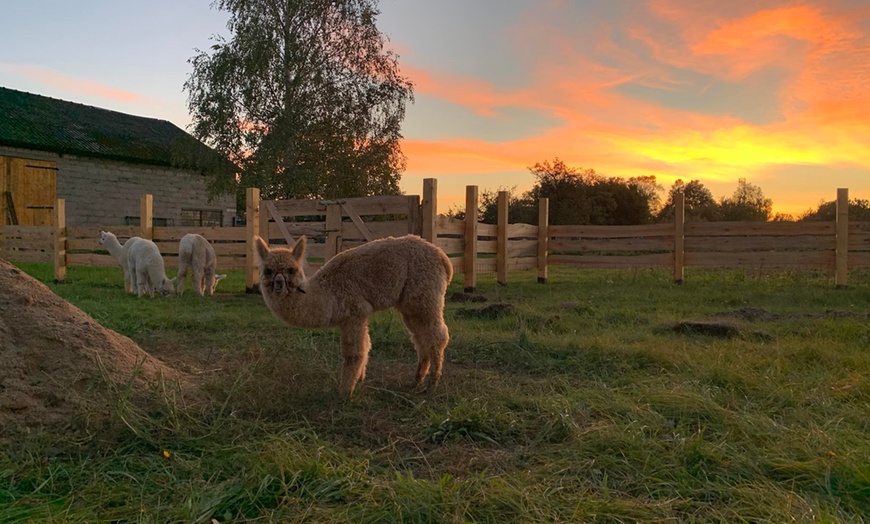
xmin=385 ymin=0 xmax=870 ymax=217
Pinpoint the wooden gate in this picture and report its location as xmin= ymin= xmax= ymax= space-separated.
xmin=1 ymin=156 xmax=58 ymax=226
xmin=259 ymin=194 xmax=422 ymax=271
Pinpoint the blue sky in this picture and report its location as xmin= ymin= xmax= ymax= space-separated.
xmin=2 ymin=0 xmax=869 ymax=215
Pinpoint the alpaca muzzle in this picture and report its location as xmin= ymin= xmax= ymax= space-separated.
xmin=273 ymin=273 xmax=287 ymax=294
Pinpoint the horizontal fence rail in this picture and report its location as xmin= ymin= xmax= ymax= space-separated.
xmin=0 ymin=184 xmax=866 ymax=288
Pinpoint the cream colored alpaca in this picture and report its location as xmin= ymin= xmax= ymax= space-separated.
xmin=255 ymin=234 xmax=453 ymax=396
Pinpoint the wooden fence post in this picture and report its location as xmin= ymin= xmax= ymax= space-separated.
xmin=53 ymin=198 xmax=66 ymax=283
xmin=674 ymin=192 xmax=685 ymax=284
xmin=259 ymin=196 xmax=270 ymax=248
xmin=537 ymin=197 xmax=549 ymax=284
xmin=497 ymin=190 xmax=509 ymax=285
xmin=422 ymin=178 xmax=437 ymax=244
xmin=245 ymin=187 xmax=260 ymax=293
xmin=464 ymin=185 xmax=478 ymax=292
xmin=139 ymin=194 xmax=153 ymax=240
xmin=325 ymin=203 xmax=342 ymax=262
xmin=836 ymin=188 xmax=849 ymax=286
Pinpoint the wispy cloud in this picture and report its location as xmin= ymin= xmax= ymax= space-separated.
xmin=0 ymin=63 xmax=146 ymax=103
xmin=398 ymin=0 xmax=870 ymax=213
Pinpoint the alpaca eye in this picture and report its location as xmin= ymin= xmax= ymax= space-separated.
xmin=264 ymin=268 xmax=273 ymax=276
xmin=287 ymin=268 xmax=295 ymax=275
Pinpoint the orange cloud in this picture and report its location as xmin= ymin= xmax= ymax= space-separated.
xmin=397 ymin=0 xmax=870 ymax=215
xmin=0 ymin=63 xmax=145 ymax=103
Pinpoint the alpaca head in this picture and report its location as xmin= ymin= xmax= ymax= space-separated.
xmin=97 ymin=231 xmax=113 ymax=245
xmin=157 ymin=277 xmax=175 ymax=297
xmin=254 ymin=236 xmax=307 ymax=296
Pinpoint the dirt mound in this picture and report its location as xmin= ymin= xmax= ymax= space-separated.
xmin=0 ymin=259 xmax=185 ymax=437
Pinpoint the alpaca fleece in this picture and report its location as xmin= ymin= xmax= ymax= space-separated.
xmin=255 ymin=234 xmax=452 ymax=396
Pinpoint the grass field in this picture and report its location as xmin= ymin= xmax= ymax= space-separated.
xmin=2 ymin=263 xmax=869 ymax=522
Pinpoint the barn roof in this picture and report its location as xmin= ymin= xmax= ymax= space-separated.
xmin=0 ymin=86 xmax=223 ymax=169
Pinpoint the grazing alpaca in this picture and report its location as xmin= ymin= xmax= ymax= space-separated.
xmin=255 ymin=235 xmax=453 ymax=396
xmin=127 ymin=239 xmax=175 ymax=297
xmin=174 ymin=233 xmax=226 ymax=296
xmin=98 ymin=231 xmax=144 ymax=293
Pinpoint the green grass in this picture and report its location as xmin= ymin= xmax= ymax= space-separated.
xmin=2 ymin=263 xmax=870 ymax=522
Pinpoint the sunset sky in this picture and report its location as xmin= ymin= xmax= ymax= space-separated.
xmin=2 ymin=0 xmax=868 ymax=216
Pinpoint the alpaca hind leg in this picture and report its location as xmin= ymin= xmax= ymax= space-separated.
xmin=401 ymin=312 xmax=449 ymax=392
xmin=192 ymin=267 xmax=205 ymax=297
xmin=339 ymin=320 xmax=371 ymax=396
xmin=176 ymin=261 xmax=188 ymax=295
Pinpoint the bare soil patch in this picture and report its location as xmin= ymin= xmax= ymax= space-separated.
xmin=0 ymin=259 xmax=187 ymax=439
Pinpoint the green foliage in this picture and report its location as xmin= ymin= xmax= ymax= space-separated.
xmin=800 ymin=198 xmax=870 ymax=221
xmin=4 ymin=263 xmax=870 ymax=522
xmin=658 ymin=179 xmax=719 ymax=221
xmin=718 ymin=179 xmax=773 ymax=221
xmin=184 ymin=0 xmax=413 ymax=209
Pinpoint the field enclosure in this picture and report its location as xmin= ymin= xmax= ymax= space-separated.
xmin=1 ymin=181 xmax=867 ymax=288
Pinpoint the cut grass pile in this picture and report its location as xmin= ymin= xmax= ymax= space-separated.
xmin=2 ymin=263 xmax=869 ymax=522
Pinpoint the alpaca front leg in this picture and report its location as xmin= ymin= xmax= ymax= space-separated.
xmin=339 ymin=321 xmax=371 ymax=396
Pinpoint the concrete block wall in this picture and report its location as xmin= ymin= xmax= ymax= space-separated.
xmin=0 ymin=146 xmax=237 ymax=226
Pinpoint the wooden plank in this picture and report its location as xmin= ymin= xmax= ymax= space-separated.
xmin=437 ymin=237 xmax=464 ymax=255
xmin=478 ymin=223 xmax=497 ymax=236
xmin=549 ymin=223 xmax=672 ymax=238
xmin=477 ymin=239 xmax=497 ymax=254
xmin=508 ymin=223 xmax=538 ymax=238
xmin=271 ymin=199 xmax=327 ymax=216
xmin=508 ymin=240 xmax=538 ymax=258
xmin=67 ymin=225 xmax=139 ymax=240
xmin=67 ymin=238 xmax=102 ymax=251
xmin=550 ymin=237 xmax=673 ymax=252
xmin=153 ymin=226 xmax=247 ymax=242
xmin=140 ymin=194 xmax=153 ymax=240
xmin=67 ymin=253 xmax=119 ymax=267
xmin=329 ymin=195 xmax=412 ymax=216
xmin=849 ymin=221 xmax=870 ymax=234
xmin=265 ymin=221 xmax=326 ymax=240
xmin=339 ymin=201 xmax=375 ymax=241
xmin=212 ymin=244 xmax=247 ymax=256
xmin=549 ymin=253 xmax=672 ymax=268
xmin=436 ymin=215 xmax=465 ymax=235
xmin=497 ymin=191 xmax=508 ymax=285
xmin=685 ymin=235 xmax=835 ymax=252
xmin=0 ymin=250 xmax=52 ymax=263
xmin=836 ymin=188 xmax=848 ymax=286
xmin=0 ymin=238 xmax=52 ymax=250
xmin=674 ymin=192 xmax=685 ymax=283
xmin=686 ymin=221 xmax=835 ymax=237
xmin=340 ymin=220 xmax=407 ymax=241
xmin=685 ymin=251 xmax=834 ymax=269
xmin=849 ymin=252 xmax=870 ymax=269
xmin=54 ymin=199 xmax=65 ymax=282
xmin=464 ymin=186 xmax=478 ymax=291
xmin=245 ymin=188 xmax=260 ymax=291
xmin=422 ymin=179 xmax=437 ymax=243
xmin=325 ymin=203 xmax=341 ymax=261
xmin=406 ymin=195 xmax=421 ymax=236
xmin=849 ymin=233 xmax=870 ymax=251
xmin=0 ymin=226 xmax=53 ymax=240
xmin=538 ymin=197 xmax=548 ymax=283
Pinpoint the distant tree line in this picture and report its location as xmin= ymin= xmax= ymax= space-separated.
xmin=457 ymin=158 xmax=857 ymax=225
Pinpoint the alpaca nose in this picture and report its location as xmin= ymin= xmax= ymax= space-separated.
xmin=273 ymin=273 xmax=286 ymax=294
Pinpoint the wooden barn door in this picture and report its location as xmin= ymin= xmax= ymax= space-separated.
xmin=1 ymin=156 xmax=58 ymax=226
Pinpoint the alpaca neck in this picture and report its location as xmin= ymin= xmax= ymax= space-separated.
xmin=103 ymin=236 xmax=124 ymax=261
xmin=272 ymin=278 xmax=334 ymax=329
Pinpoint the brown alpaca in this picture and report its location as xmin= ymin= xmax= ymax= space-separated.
xmin=254 ymin=234 xmax=453 ymax=396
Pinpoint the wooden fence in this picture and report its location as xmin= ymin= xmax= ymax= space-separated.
xmin=0 ymin=181 xmax=867 ymax=290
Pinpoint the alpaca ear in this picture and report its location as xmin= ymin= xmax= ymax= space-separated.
xmin=254 ymin=236 xmax=270 ymax=264
xmin=292 ymin=235 xmax=307 ymax=261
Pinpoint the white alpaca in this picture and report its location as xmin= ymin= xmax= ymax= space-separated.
xmin=98 ymin=231 xmax=144 ymax=293
xmin=255 ymin=235 xmax=452 ymax=396
xmin=126 ymin=239 xmax=174 ymax=297
xmin=173 ymin=233 xmax=226 ymax=296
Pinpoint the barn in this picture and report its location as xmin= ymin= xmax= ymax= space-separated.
xmin=0 ymin=86 xmax=237 ymax=227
